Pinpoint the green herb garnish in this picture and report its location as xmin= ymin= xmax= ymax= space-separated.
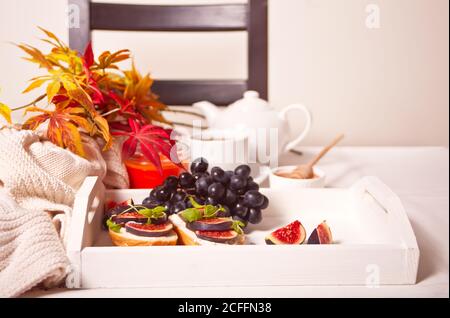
xmin=231 ymin=220 xmax=246 ymax=235
xmin=106 ymin=218 xmax=122 ymax=233
xmin=189 ymin=196 xmax=204 ymax=209
xmin=137 ymin=206 xmax=167 ymax=224
xmin=180 ymin=197 xmax=226 ymax=222
xmin=180 ymin=208 xmax=203 ymax=222
xmin=138 ymin=206 xmax=166 ymax=218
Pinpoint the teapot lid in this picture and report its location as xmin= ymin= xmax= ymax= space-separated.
xmin=230 ymin=91 xmax=270 ymax=112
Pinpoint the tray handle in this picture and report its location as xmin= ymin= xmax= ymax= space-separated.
xmin=351 ymin=176 xmax=418 ymax=249
xmin=66 ymin=176 xmax=105 ymax=288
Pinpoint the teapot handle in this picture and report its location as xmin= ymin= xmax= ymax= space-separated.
xmin=278 ymin=104 xmax=312 ymax=152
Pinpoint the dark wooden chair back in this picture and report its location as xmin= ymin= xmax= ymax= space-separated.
xmin=68 ymin=0 xmax=268 ymax=106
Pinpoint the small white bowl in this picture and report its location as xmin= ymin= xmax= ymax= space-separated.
xmin=269 ymin=165 xmax=326 ymax=189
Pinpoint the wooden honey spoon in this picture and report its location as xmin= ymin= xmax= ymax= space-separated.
xmin=277 ymin=134 xmax=345 ymax=179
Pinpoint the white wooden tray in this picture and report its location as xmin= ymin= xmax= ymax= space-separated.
xmin=66 ymin=176 xmax=419 ymax=289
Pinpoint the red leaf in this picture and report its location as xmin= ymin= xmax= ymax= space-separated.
xmin=110 ymin=121 xmax=132 ymax=132
xmin=84 ymin=42 xmax=94 ymax=68
xmin=140 ymin=141 xmax=163 ymax=175
xmin=89 ymin=82 xmax=104 ymax=104
xmin=116 ymin=119 xmax=178 ymax=175
xmin=108 ymin=91 xmax=137 ymax=116
xmin=52 ymin=94 xmax=69 ymax=104
xmin=122 ymin=136 xmax=138 ymax=159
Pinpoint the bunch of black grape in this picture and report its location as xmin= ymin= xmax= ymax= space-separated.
xmin=142 ymin=158 xmax=269 ymax=227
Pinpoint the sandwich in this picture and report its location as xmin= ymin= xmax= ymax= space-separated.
xmin=105 ymin=201 xmax=178 ymax=246
xmin=169 ymin=197 xmax=246 ymax=245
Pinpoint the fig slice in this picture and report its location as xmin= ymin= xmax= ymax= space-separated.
xmin=125 ymin=222 xmax=173 ymax=237
xmin=106 ymin=205 xmax=131 ymax=219
xmin=148 ymin=214 xmax=168 ymax=225
xmin=196 ymin=230 xmax=238 ymax=244
xmin=307 ymin=221 xmax=333 ymax=244
xmin=113 ymin=212 xmax=149 ymax=225
xmin=113 ymin=209 xmax=168 ymax=225
xmin=187 ymin=217 xmax=233 ymax=232
xmin=265 ymin=220 xmax=306 ymax=245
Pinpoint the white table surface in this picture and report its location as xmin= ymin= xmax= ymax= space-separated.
xmin=26 ymin=147 xmax=449 ymax=298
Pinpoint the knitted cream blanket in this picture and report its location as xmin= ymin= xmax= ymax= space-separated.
xmin=0 ymin=128 xmax=129 ymax=297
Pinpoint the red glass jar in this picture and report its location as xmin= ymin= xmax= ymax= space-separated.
xmin=125 ymin=154 xmax=186 ymax=189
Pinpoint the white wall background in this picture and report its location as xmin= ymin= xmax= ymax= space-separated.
xmin=0 ymin=0 xmax=448 ymax=146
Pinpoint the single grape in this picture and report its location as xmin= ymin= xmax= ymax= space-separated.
xmin=208 ymin=182 xmax=226 ymax=200
xmin=233 ymin=201 xmax=249 ymax=219
xmin=142 ymin=197 xmax=153 ymax=205
xmin=204 ymin=197 xmax=219 ymax=206
xmin=179 ymin=172 xmax=195 ymax=189
xmin=155 ymin=186 xmax=172 ymax=202
xmin=211 ymin=167 xmax=230 ymax=185
xmin=223 ymin=189 xmax=238 ymax=206
xmin=247 ymin=208 xmax=262 ymax=224
xmin=195 ymin=176 xmax=213 ymax=196
xmin=163 ymin=201 xmax=172 ymax=212
xmin=163 ymin=176 xmax=179 ymax=190
xmin=211 ymin=167 xmax=224 ymax=179
xmin=190 ymin=158 xmax=209 ymax=174
xmin=234 ymin=165 xmax=251 ymax=179
xmin=232 ymin=215 xmax=248 ymax=228
xmin=243 ymin=190 xmax=265 ymax=208
xmin=247 ymin=180 xmax=260 ymax=191
xmin=171 ymin=191 xmax=186 ymax=203
xmin=149 ymin=189 xmax=158 ymax=201
xmin=260 ymin=195 xmax=269 ymax=210
xmin=142 ymin=198 xmax=161 ymax=208
xmin=170 ymin=201 xmax=187 ymax=215
xmin=229 ymin=175 xmax=248 ymax=191
xmin=193 ymin=172 xmax=209 ymax=182
xmin=216 ymin=205 xmax=231 ymax=218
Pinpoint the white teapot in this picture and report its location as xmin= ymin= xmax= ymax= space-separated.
xmin=193 ymin=91 xmax=312 ymax=162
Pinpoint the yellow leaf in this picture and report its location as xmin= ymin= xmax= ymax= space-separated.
xmin=135 ymin=76 xmax=153 ymax=99
xmin=60 ymin=75 xmax=95 ymax=115
xmin=94 ymin=115 xmax=112 ymax=150
xmin=64 ymin=106 xmax=86 ymax=115
xmin=0 ymin=103 xmax=12 ymax=123
xmin=22 ymin=78 xmax=48 ymax=93
xmin=46 ymin=81 xmax=61 ymax=102
xmin=69 ymin=114 xmax=94 ymax=134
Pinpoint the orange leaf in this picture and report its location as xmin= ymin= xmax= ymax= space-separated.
xmin=24 ymin=106 xmax=51 ymax=115
xmin=29 ymin=106 xmax=87 ymax=157
xmin=17 ymin=44 xmax=53 ymax=70
xmin=22 ymin=113 xmax=49 ymax=130
xmin=38 ymin=27 xmax=65 ymax=48
xmin=59 ymin=121 xmax=85 ymax=157
xmin=0 ymin=103 xmax=12 ymax=123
